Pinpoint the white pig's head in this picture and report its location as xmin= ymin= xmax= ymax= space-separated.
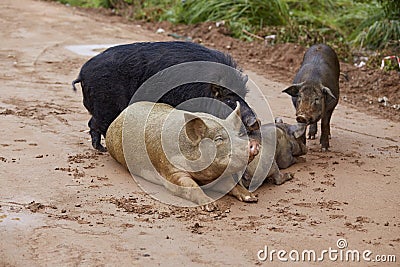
xmin=179 ymin=103 xmax=259 ymax=184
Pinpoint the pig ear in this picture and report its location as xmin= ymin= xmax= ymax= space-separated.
xmin=322 ymin=86 xmax=336 ymax=100
xmin=289 ymin=123 xmax=307 ymax=139
xmin=282 ymin=84 xmax=300 ymax=97
xmin=282 ymin=81 xmax=305 ymax=96
xmin=226 ymin=102 xmax=242 ymax=131
xmin=184 ymin=113 xmax=208 ymax=145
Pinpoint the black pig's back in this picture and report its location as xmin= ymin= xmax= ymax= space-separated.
xmin=77 ymin=41 xmax=245 ymax=135
xmin=294 ymin=44 xmax=340 ymax=98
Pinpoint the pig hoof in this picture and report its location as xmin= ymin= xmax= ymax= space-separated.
xmin=295 ymin=157 xmax=306 ymax=163
xmin=94 ymin=144 xmax=107 ymax=152
xmin=284 ymin=173 xmax=294 ymax=181
xmin=275 ymin=173 xmax=294 ymax=185
xmin=308 ymin=135 xmax=316 ymax=140
xmin=243 ymin=194 xmax=258 ymax=203
xmin=321 ymin=147 xmax=329 ymax=152
xmin=201 ymin=202 xmax=219 ymax=212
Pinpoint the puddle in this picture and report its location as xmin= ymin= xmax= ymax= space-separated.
xmin=65 ymin=44 xmax=122 ymax=56
xmin=0 ymin=211 xmax=45 ymax=228
xmin=0 ymin=204 xmax=46 ymax=228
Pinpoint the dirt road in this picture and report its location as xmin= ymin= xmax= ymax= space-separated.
xmin=0 ymin=0 xmax=399 ymax=266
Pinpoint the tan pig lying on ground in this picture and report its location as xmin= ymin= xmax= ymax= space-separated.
xmin=105 ymin=101 xmax=260 ymax=211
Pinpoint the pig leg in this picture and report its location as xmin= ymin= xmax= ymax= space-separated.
xmin=210 ymin=175 xmax=258 ymax=202
xmin=294 ymin=156 xmax=306 ymax=163
xmin=276 ymin=173 xmax=294 ymax=185
xmin=269 ymin=161 xmax=293 ymax=185
xmin=298 ymin=130 xmax=307 ymax=145
xmin=320 ymin=110 xmax=333 ymax=151
xmin=238 ymin=169 xmax=252 ymax=189
xmin=272 ymin=171 xmax=293 ymax=185
xmin=268 ymin=161 xmax=280 ymax=182
xmin=166 ymin=172 xmax=218 ymax=211
xmin=228 ymin=184 xmax=258 ymax=202
xmin=88 ymin=117 xmax=106 ymax=152
xmin=308 ymin=122 xmax=318 ymax=139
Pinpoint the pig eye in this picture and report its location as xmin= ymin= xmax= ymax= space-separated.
xmin=214 ymin=136 xmax=224 ymax=144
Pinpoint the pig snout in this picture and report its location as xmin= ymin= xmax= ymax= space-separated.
xmin=246 ymin=117 xmax=261 ymax=132
xmin=248 ymin=139 xmax=260 ymax=162
xmin=296 ymin=114 xmax=309 ymax=124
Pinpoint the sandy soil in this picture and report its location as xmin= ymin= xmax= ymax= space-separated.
xmin=0 ymin=0 xmax=399 ymax=266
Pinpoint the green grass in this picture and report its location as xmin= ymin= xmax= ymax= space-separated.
xmin=349 ymin=1 xmax=400 ymax=50
xmin=178 ymin=0 xmax=289 ymax=26
xmin=56 ymin=0 xmax=111 ymax=8
xmin=55 ymin=0 xmax=400 ymax=53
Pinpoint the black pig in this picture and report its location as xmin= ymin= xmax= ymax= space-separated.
xmin=72 ymin=41 xmax=260 ymax=151
xmin=282 ymin=44 xmax=339 ymax=151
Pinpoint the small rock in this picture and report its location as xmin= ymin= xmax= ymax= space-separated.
xmin=215 ymin=20 xmax=225 ymax=27
xmin=378 ymin=96 xmax=388 ymax=103
xmin=155 ymin=28 xmax=165 ymax=34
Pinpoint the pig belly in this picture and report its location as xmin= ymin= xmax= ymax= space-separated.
xmin=106 ymin=105 xmax=166 ymax=186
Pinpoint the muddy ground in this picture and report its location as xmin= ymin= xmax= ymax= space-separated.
xmin=0 ymin=0 xmax=399 ymax=266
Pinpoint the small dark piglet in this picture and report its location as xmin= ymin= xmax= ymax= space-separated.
xmin=241 ymin=118 xmax=307 ymax=191
xmin=282 ymin=44 xmax=339 ymax=151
